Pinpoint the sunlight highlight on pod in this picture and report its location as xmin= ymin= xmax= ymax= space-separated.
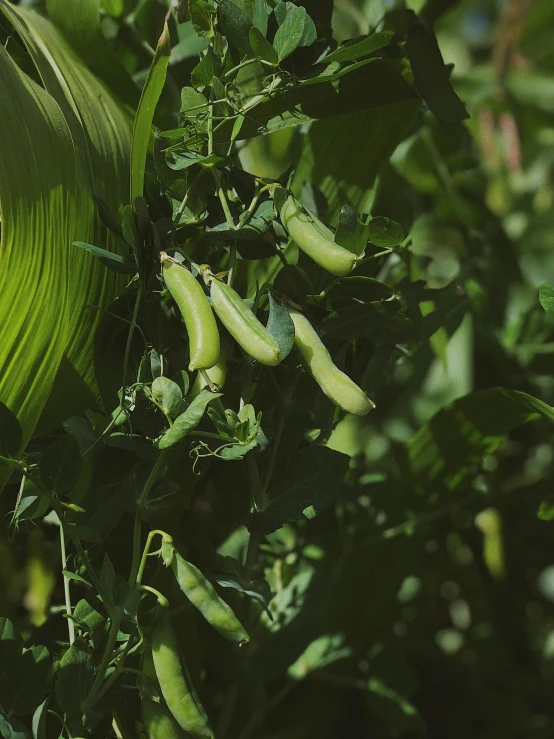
xmin=288 ymin=308 xmax=375 ymax=416
xmin=151 ymin=606 xmax=214 ymax=739
xmin=161 ymin=254 xmax=220 ymax=371
xmin=206 ymin=273 xmax=281 ymax=366
xmin=141 ymin=649 xmax=188 ymax=739
xmin=280 ymin=194 xmax=360 ymax=276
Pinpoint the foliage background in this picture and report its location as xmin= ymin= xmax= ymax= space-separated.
xmin=2 ymin=0 xmax=554 ymax=737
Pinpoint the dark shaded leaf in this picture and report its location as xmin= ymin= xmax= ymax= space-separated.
xmin=266 ymin=293 xmax=295 ymax=359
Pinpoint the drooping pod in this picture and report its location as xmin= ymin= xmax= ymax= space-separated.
xmin=161 ymin=253 xmax=220 ymax=371
xmin=280 ymin=194 xmax=359 ymax=277
xmin=288 ymin=308 xmax=374 ymax=416
xmin=151 ymin=606 xmax=214 ymax=739
xmin=141 ymin=649 xmax=188 ymax=739
xmin=206 ymin=273 xmax=281 ymax=366
xmin=168 ymin=550 xmax=249 ymax=644
xmin=188 ymin=335 xmax=231 ymax=400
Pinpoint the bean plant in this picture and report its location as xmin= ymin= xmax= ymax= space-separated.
xmin=2 ymin=0 xmax=554 ymax=737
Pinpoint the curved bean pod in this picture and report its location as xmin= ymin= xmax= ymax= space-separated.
xmin=288 ymin=308 xmax=374 ymax=416
xmin=170 ymin=551 xmax=249 ymax=644
xmin=280 ymin=195 xmax=358 ymax=277
xmin=189 ymin=335 xmax=232 ymax=400
xmin=141 ymin=649 xmax=188 ymax=739
xmin=208 ymin=277 xmax=281 ymax=366
xmin=151 ymin=607 xmax=214 ymax=739
xmin=161 ymin=254 xmax=220 ymax=371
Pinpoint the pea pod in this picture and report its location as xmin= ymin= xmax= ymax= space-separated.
xmin=280 ymin=194 xmax=359 ymax=277
xmin=189 ymin=335 xmax=231 ymax=400
xmin=207 ymin=276 xmax=281 ymax=366
xmin=151 ymin=606 xmax=214 ymax=739
xmin=288 ymin=308 xmax=374 ymax=416
xmin=168 ymin=549 xmax=249 ymax=644
xmin=161 ymin=253 xmax=220 ymax=371
xmin=141 ymin=649 xmax=188 ymax=739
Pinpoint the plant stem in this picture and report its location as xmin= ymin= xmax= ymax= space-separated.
xmin=227 ymin=244 xmax=237 ymax=286
xmin=128 ymin=451 xmax=168 ymax=588
xmin=59 ymin=521 xmax=75 ymax=645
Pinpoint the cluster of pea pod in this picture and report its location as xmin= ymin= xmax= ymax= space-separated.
xmin=162 ymin=190 xmax=375 ymax=417
xmin=142 ymin=534 xmax=248 ymax=738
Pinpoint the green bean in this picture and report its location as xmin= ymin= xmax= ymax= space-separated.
xmin=161 ymin=253 xmax=220 ymax=371
xmin=151 ymin=606 xmax=214 ymax=739
xmin=169 ymin=551 xmax=249 ymax=644
xmin=288 ymin=307 xmax=374 ymax=416
xmin=280 ymin=194 xmax=359 ymax=277
xmin=141 ymin=649 xmax=188 ymax=739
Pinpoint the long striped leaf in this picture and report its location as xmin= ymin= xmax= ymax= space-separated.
xmin=0 ymin=4 xmax=131 ymax=486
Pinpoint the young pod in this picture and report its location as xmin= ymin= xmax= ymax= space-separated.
xmin=208 ymin=277 xmax=281 ymax=366
xmin=280 ymin=194 xmax=359 ymax=277
xmin=161 ymin=254 xmax=220 ymax=371
xmin=151 ymin=607 xmax=214 ymax=739
xmin=141 ymin=649 xmax=188 ymax=739
xmin=288 ymin=308 xmax=374 ymax=416
xmin=169 ymin=550 xmax=249 ymax=644
xmin=188 ymin=335 xmax=231 ymax=400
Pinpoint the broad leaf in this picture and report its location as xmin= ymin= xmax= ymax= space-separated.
xmin=130 ymin=20 xmax=171 ymax=203
xmin=157 ymin=390 xmax=223 ymax=449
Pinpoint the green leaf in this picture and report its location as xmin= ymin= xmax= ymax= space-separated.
xmin=0 ymin=713 xmax=30 ymax=739
xmin=321 ymin=32 xmax=394 ymax=65
xmin=0 ymin=402 xmax=23 ymax=459
xmin=405 ymin=10 xmax=468 ymax=124
xmin=252 ymin=0 xmax=269 ymax=34
xmin=409 ymin=388 xmax=554 ymax=497
xmin=273 ymin=5 xmax=312 ymax=61
xmin=72 ymin=242 xmax=137 ymax=274
xmin=61 ymin=570 xmax=92 ymax=588
xmin=130 ymin=20 xmax=171 ymax=203
xmin=189 ymin=0 xmax=215 ymax=37
xmin=211 ymin=575 xmax=272 ymax=616
xmin=180 ymin=86 xmax=209 ymax=118
xmin=0 ymin=4 xmax=131 ymax=448
xmin=538 ymin=497 xmax=554 ymax=521
xmin=214 ymin=60 xmax=417 ymax=143
xmin=299 ymin=57 xmax=377 ymax=86
xmin=45 ymin=0 xmax=138 ymax=108
xmin=39 ymin=435 xmax=82 ymax=495
xmin=252 ymin=446 xmax=350 ymax=533
xmin=335 ymin=205 xmax=369 ymax=256
xmin=267 ymin=294 xmax=295 ymax=359
xmin=54 ymin=641 xmax=94 ymax=735
xmin=31 ymin=698 xmax=49 ymax=739
xmin=288 ymin=633 xmax=352 ymax=679
xmin=151 ymin=376 xmax=184 ymax=417
xmin=539 ymin=284 xmax=554 ymax=311
xmin=191 ymin=46 xmax=218 ymax=87
xmin=219 ymin=0 xmax=253 ymax=54
xmin=321 ymin=301 xmax=401 ymax=340
xmin=291 ymin=99 xmax=419 ymax=221
xmin=157 ymin=390 xmax=223 ymax=449
xmin=249 ymin=26 xmax=279 ymax=65
xmin=367 ymin=217 xmax=405 ymax=247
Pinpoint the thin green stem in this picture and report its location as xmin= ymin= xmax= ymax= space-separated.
xmin=59 ymin=521 xmax=75 ymax=645
xmin=128 ymin=452 xmax=168 ymax=588
xmin=136 ymin=529 xmax=171 ymax=586
xmin=73 ymin=539 xmax=103 ymax=596
xmin=212 ymin=168 xmax=236 ymax=229
xmin=223 ymin=56 xmax=274 ymax=81
xmin=227 ymin=244 xmax=237 ymax=286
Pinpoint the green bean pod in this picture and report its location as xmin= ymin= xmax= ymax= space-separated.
xmin=280 ymin=194 xmax=358 ymax=277
xmin=141 ymin=649 xmax=188 ymax=739
xmin=288 ymin=308 xmax=374 ymax=416
xmin=189 ymin=335 xmax=231 ymax=400
xmin=208 ymin=277 xmax=281 ymax=366
xmin=151 ymin=607 xmax=214 ymax=739
xmin=161 ymin=254 xmax=220 ymax=371
xmin=170 ymin=550 xmax=249 ymax=644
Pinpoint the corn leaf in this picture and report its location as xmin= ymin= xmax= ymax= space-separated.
xmin=0 ymin=4 xmax=131 ymax=486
